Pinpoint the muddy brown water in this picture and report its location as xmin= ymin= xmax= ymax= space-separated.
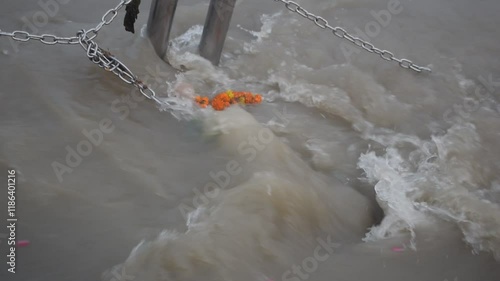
xmin=1 ymin=0 xmax=499 ymax=280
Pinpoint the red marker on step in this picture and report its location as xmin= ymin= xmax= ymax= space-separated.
xmin=391 ymin=246 xmax=405 ymax=252
xmin=17 ymin=240 xmax=30 ymax=248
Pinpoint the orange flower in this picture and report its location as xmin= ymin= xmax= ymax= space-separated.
xmin=254 ymin=94 xmax=262 ymax=103
xmin=194 ymin=90 xmax=263 ymax=110
xmin=240 ymin=92 xmax=249 ymax=103
xmin=211 ymin=99 xmax=226 ymax=110
xmin=233 ymin=91 xmax=243 ymax=99
xmin=219 ymin=93 xmax=231 ymax=102
xmin=211 ymin=92 xmax=232 ymax=110
xmin=195 ymin=95 xmax=209 ymax=108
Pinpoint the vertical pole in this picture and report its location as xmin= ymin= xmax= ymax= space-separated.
xmin=199 ymin=0 xmax=236 ymax=66
xmin=147 ymin=0 xmax=178 ymax=61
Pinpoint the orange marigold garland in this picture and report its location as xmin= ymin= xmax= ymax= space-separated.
xmin=194 ymin=90 xmax=263 ymax=111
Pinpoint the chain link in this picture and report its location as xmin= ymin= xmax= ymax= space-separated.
xmin=76 ymin=29 xmax=162 ymax=105
xmin=0 ymin=29 xmax=80 ymax=45
xmin=273 ymin=0 xmax=431 ymax=73
xmin=86 ymin=0 xmax=132 ymax=41
xmin=0 ymin=0 xmax=162 ymax=106
xmin=0 ymin=0 xmax=431 ymax=110
xmin=0 ymin=0 xmax=132 ymax=45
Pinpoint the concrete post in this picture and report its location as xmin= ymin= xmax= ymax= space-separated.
xmin=147 ymin=0 xmax=178 ymax=61
xmin=199 ymin=0 xmax=236 ymax=65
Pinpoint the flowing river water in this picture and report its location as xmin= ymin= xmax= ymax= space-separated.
xmin=1 ymin=0 xmax=500 ymax=280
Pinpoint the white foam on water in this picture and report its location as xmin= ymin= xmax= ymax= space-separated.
xmin=358 ymin=122 xmax=500 ymax=258
xmin=97 ymin=3 xmax=500 ymax=280
xmin=157 ymin=6 xmax=500 ymax=262
xmin=104 ymin=106 xmax=374 ymax=281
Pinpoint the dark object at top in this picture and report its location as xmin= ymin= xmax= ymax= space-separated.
xmin=124 ymin=0 xmax=141 ymax=33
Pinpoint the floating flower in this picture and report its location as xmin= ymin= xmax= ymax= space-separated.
xmin=254 ymin=94 xmax=262 ymax=103
xmin=194 ymin=90 xmax=263 ymax=110
xmin=195 ymin=95 xmax=209 ymax=108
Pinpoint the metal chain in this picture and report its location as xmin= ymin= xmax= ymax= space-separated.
xmin=0 ymin=0 xmax=431 ymax=109
xmin=76 ymin=29 xmax=163 ymax=105
xmin=273 ymin=0 xmax=431 ymax=73
xmin=0 ymin=0 xmax=132 ymax=45
xmin=0 ymin=0 xmax=163 ymax=106
xmin=0 ymin=30 xmax=80 ymax=45
xmin=82 ymin=0 xmax=133 ymax=41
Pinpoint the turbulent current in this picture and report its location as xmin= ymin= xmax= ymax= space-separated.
xmin=0 ymin=0 xmax=499 ymax=280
